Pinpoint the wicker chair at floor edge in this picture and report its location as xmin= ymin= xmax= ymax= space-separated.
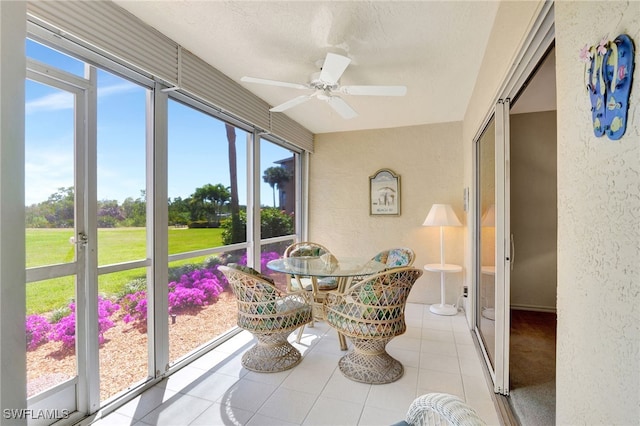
xmin=218 ymin=264 xmax=312 ymax=373
xmin=323 ymin=266 xmax=423 ymax=384
xmin=396 ymin=393 xmax=487 ymax=426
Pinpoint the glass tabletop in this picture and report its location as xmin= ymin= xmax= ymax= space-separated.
xmin=266 ymin=256 xmax=386 ymax=277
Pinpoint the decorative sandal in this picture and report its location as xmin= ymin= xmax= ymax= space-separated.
xmin=602 ymin=34 xmax=635 ymax=140
xmin=586 ymin=45 xmax=606 ymax=137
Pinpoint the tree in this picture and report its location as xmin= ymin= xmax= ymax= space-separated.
xmin=168 ymin=196 xmax=191 ymax=226
xmin=44 ymin=187 xmax=74 ymax=227
xmin=226 ymin=124 xmax=244 ymax=243
xmin=121 ymin=190 xmax=146 ymax=227
xmin=97 ymin=199 xmax=124 ymax=228
xmin=190 ymin=183 xmax=230 ymax=224
xmin=221 ymin=207 xmax=293 ymax=245
xmin=262 ymin=166 xmax=291 ymax=208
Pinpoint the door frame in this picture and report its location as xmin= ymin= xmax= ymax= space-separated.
xmin=25 ymin=59 xmax=100 ymax=416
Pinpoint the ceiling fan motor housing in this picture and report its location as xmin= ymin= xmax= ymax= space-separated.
xmin=310 ymin=71 xmax=339 ymax=91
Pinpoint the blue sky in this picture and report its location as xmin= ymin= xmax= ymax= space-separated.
xmin=25 ymin=40 xmax=291 ymax=207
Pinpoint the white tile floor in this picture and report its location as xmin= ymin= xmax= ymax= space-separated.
xmin=93 ymin=303 xmax=501 ymax=425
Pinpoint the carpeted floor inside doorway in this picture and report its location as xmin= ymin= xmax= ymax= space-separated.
xmin=509 ymin=309 xmax=557 ymax=425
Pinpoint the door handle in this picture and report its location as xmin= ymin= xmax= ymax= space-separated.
xmin=510 ymin=234 xmax=515 ymax=270
xmin=69 ymin=232 xmax=88 ymax=247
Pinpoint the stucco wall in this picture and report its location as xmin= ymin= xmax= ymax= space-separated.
xmin=309 ymin=123 xmax=465 ymax=305
xmin=555 ymin=1 xmax=640 ymax=423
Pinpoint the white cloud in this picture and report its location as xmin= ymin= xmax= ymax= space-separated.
xmin=25 ymin=147 xmax=73 ymax=205
xmin=26 ymin=91 xmax=73 ymax=114
xmin=26 ymin=82 xmax=139 ymax=115
xmin=98 ymin=82 xmax=138 ymax=98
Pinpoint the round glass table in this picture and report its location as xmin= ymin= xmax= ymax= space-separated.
xmin=267 ymin=256 xmax=387 ymax=292
xmin=267 ymin=256 xmax=387 ymax=350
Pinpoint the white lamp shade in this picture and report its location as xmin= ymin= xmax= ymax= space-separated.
xmin=423 ymin=204 xmax=462 ymax=227
xmin=481 ymin=204 xmax=496 ymax=227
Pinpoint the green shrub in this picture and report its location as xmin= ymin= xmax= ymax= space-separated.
xmin=221 ymin=208 xmax=293 ymax=245
xmin=49 ymin=305 xmax=72 ymax=323
xmin=117 ymin=278 xmax=147 ymax=298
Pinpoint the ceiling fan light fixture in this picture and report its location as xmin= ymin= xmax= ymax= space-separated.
xmin=241 ymin=52 xmax=406 ymax=118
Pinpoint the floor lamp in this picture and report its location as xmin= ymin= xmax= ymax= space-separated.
xmin=423 ymin=204 xmax=462 ymax=315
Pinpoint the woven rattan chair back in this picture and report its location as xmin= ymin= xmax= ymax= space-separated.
xmin=372 ymin=247 xmax=416 ymax=269
xmin=404 ymin=393 xmax=487 ymax=426
xmin=284 ymin=241 xmax=332 ymax=258
xmin=218 ymin=264 xmax=312 ymax=372
xmin=351 ymin=247 xmax=416 ymax=286
xmin=324 ymin=266 xmax=423 ymax=384
xmin=283 ymin=242 xmax=338 ymax=329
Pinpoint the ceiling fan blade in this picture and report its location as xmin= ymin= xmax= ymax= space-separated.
xmin=340 ymin=85 xmax=407 ymax=96
xmin=241 ymin=76 xmax=308 ymax=90
xmin=319 ymin=53 xmax=351 ymax=85
xmin=327 ymin=96 xmax=358 ymax=119
xmin=270 ymin=95 xmax=312 ymax=112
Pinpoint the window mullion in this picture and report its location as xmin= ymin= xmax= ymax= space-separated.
xmin=248 ymin=131 xmax=260 ymax=269
xmin=149 ymin=83 xmax=169 ymax=376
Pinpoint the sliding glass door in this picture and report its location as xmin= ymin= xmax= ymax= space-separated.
xmin=474 ymin=100 xmax=511 ymax=394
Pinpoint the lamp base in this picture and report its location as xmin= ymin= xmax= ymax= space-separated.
xmin=430 ymin=303 xmax=458 ymax=316
xmin=482 ymin=307 xmax=495 ymax=320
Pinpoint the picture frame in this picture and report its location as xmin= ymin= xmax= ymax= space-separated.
xmin=369 ymin=168 xmax=400 ymax=216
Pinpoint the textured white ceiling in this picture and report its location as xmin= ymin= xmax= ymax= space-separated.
xmin=114 ymin=1 xmax=500 ymax=134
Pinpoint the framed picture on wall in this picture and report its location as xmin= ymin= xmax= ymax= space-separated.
xmin=369 ymin=168 xmax=400 ymax=216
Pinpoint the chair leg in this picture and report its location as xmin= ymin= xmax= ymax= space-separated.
xmin=296 ymin=324 xmax=305 ymax=343
xmin=337 ymin=337 xmax=403 ymax=384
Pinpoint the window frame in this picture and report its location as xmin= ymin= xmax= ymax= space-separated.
xmin=24 ymin=22 xmax=306 ymax=414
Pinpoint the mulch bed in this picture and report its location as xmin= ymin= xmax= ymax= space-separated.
xmin=27 ymin=290 xmax=238 ymax=400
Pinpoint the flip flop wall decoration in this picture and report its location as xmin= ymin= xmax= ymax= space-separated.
xmin=581 ymin=34 xmax=635 ymax=140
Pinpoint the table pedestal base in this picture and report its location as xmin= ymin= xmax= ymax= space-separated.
xmin=430 ymin=303 xmax=458 ymax=316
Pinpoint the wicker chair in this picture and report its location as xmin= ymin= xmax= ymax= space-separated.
xmin=283 ymin=242 xmax=338 ymax=339
xmin=372 ymin=247 xmax=416 ymax=268
xmin=351 ymin=247 xmax=416 ymax=285
xmin=218 ymin=264 xmax=312 ymax=373
xmin=283 ymin=242 xmax=338 ymax=294
xmin=323 ymin=266 xmax=423 ymax=384
xmin=401 ymin=393 xmax=487 ymax=426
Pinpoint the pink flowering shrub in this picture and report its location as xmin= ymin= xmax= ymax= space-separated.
xmin=120 ymin=266 xmax=226 ymax=324
xmin=28 ymin=252 xmax=281 ymax=345
xmin=238 ymin=251 xmax=280 ymax=275
xmin=121 ymin=291 xmax=147 ymax=324
xmin=97 ymin=297 xmax=120 ymax=342
xmin=49 ymin=297 xmax=120 ymax=349
xmin=26 ymin=314 xmax=51 ymax=350
xmin=168 ymin=268 xmax=224 ymax=313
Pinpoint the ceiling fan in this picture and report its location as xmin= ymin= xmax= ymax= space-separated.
xmin=241 ymin=52 xmax=407 ymax=119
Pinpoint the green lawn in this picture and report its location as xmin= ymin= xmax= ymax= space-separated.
xmin=26 ymin=227 xmax=226 ymax=314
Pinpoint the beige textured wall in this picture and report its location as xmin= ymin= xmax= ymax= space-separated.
xmin=510 ymin=111 xmax=557 ymax=311
xmin=555 ymin=2 xmax=640 ymax=423
xmin=310 ymin=123 xmax=465 ymax=304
